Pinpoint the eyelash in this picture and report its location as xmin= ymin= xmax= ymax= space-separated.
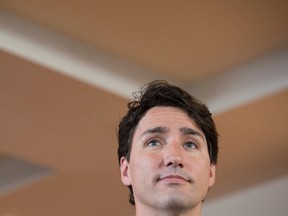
xmin=146 ymin=138 xmax=162 ymax=147
xmin=146 ymin=138 xmax=199 ymax=150
xmin=183 ymin=140 xmax=199 ymax=149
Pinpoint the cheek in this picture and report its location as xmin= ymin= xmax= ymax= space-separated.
xmin=130 ymin=153 xmax=160 ymax=177
xmin=187 ymin=156 xmax=211 ymax=177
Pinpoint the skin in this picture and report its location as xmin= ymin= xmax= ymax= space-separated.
xmin=120 ymin=106 xmax=216 ymax=216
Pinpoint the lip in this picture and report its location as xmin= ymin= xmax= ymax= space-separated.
xmin=158 ymin=175 xmax=189 ymax=184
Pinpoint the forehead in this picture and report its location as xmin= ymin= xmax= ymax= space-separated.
xmin=134 ymin=106 xmax=202 ymax=135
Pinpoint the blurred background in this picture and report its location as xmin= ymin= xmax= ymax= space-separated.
xmin=0 ymin=1 xmax=288 ymax=215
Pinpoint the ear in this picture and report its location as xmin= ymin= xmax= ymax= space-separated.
xmin=120 ymin=156 xmax=131 ymax=186
xmin=208 ymin=164 xmax=216 ymax=187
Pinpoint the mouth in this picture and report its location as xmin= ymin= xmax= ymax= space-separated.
xmin=158 ymin=175 xmax=190 ymax=184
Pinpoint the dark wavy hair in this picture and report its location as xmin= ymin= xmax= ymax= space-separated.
xmin=117 ymin=80 xmax=219 ymax=205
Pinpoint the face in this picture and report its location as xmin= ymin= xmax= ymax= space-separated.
xmin=120 ymin=106 xmax=216 ymax=213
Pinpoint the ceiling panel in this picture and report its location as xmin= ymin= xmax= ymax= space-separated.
xmin=1 ymin=0 xmax=288 ymax=81
xmin=210 ymin=89 xmax=288 ymax=199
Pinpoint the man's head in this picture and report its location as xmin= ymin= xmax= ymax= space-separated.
xmin=117 ymin=80 xmax=218 ymax=209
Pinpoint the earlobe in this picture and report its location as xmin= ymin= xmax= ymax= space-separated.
xmin=120 ymin=157 xmax=131 ymax=186
xmin=209 ymin=164 xmax=216 ymax=187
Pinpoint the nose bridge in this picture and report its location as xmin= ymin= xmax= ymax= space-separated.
xmin=168 ymin=139 xmax=182 ymax=155
xmin=163 ymin=138 xmax=183 ymax=167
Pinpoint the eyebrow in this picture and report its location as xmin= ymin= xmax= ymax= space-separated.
xmin=179 ymin=127 xmax=205 ymax=140
xmin=141 ymin=126 xmax=205 ymax=140
xmin=141 ymin=126 xmax=170 ymax=138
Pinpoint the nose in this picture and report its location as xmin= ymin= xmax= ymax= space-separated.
xmin=163 ymin=141 xmax=183 ymax=168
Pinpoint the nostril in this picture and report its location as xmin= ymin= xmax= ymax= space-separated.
xmin=166 ymin=157 xmax=183 ymax=168
xmin=173 ymin=162 xmax=183 ymax=168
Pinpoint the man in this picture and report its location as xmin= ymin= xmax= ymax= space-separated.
xmin=118 ymin=80 xmax=219 ymax=216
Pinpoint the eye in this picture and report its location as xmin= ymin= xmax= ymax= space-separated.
xmin=183 ymin=141 xmax=198 ymax=149
xmin=147 ymin=139 xmax=161 ymax=147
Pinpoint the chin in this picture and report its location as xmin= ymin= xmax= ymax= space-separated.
xmin=160 ymin=195 xmax=196 ymax=210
